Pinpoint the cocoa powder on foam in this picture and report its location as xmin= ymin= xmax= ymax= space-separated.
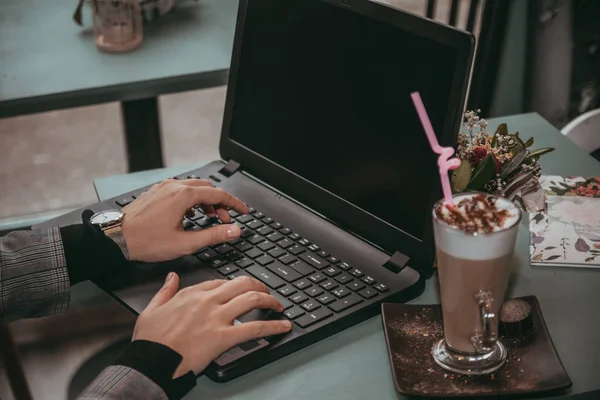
xmin=435 ymin=194 xmax=511 ymax=234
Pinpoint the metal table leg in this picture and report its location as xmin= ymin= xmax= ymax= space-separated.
xmin=120 ymin=98 xmax=165 ymax=172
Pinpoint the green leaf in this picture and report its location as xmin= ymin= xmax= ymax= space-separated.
xmin=451 ymin=159 xmax=473 ymax=193
xmin=466 ymin=155 xmax=496 ymax=191
xmin=501 ymin=148 xmax=528 ymax=180
xmin=524 ymin=137 xmax=534 ymax=148
xmin=526 ymin=147 xmax=555 ymax=160
xmin=491 ymin=123 xmax=508 ymax=147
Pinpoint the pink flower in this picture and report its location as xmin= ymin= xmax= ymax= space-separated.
xmin=471 ymin=146 xmax=488 ymax=163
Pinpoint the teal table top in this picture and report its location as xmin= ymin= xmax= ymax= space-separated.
xmin=0 ymin=0 xmax=237 ymax=117
xmin=93 ymin=113 xmax=600 ymax=399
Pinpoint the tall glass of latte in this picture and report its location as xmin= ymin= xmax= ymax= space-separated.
xmin=431 ymin=192 xmax=521 ymax=375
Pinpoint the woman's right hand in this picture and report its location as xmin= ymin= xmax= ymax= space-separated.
xmin=132 ymin=273 xmax=292 ymax=378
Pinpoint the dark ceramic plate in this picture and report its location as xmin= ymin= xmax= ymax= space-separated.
xmin=381 ymin=296 xmax=571 ymax=398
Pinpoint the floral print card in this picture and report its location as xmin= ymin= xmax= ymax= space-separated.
xmin=530 ymin=176 xmax=600 ymax=267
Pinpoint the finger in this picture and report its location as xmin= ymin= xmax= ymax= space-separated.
xmin=201 ymin=204 xmax=217 ymax=218
xmin=193 ymin=279 xmax=228 ymax=292
xmin=226 ymin=320 xmax=292 ymax=346
xmin=210 ymin=275 xmax=269 ymax=304
xmin=179 ymin=179 xmax=214 ymax=188
xmin=181 ymin=187 xmax=248 ymax=215
xmin=222 ymin=291 xmax=284 ymax=321
xmin=179 ymin=224 xmax=242 ymax=254
xmin=144 ymin=272 xmax=179 ymax=312
xmin=216 ymin=206 xmax=232 ymax=223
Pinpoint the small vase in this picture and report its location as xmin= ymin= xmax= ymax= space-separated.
xmin=92 ymin=0 xmax=143 ymax=53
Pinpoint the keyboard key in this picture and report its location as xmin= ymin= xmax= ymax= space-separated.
xmin=248 ymin=234 xmax=265 ymax=245
xmin=196 ymin=249 xmax=218 ymax=262
xmin=305 ymin=286 xmax=324 ymax=297
xmin=240 ymin=227 xmax=254 ymax=238
xmin=280 ymin=227 xmax=292 ymax=235
xmin=349 ymin=269 xmax=364 ymax=278
xmin=271 ymin=222 xmax=283 ymax=230
xmin=308 ymin=244 xmax=320 ymax=252
xmin=218 ymin=264 xmax=239 ymax=276
xmin=308 ymin=273 xmax=326 ymax=284
xmin=273 ymin=294 xmax=294 ymax=310
xmin=301 ymin=301 xmax=320 ymax=312
xmin=332 ymin=287 xmax=351 ymax=298
xmin=289 ymin=261 xmax=314 ymax=276
xmin=228 ymin=272 xmax=249 ymax=280
xmin=289 ymin=233 xmax=301 ymax=240
xmin=335 ymin=274 xmax=353 ymax=284
xmin=329 ymin=294 xmax=363 ymax=313
xmin=255 ymin=254 xmax=275 ymax=266
xmin=229 ymin=209 xmax=239 ymax=217
xmin=187 ymin=208 xmax=204 ymax=221
xmin=320 ymin=280 xmax=339 ymax=291
xmin=317 ymin=293 xmax=336 ymax=305
xmin=183 ymin=219 xmax=195 ymax=230
xmin=254 ymin=212 xmax=265 ymax=219
xmin=236 ymin=214 xmax=254 ymax=224
xmin=256 ymin=225 xmax=274 ymax=236
xmin=298 ymin=238 xmax=311 ymax=246
xmin=338 ymin=262 xmax=352 ymax=271
xmin=323 ymin=266 xmax=341 ymax=277
xmin=317 ymin=250 xmax=330 ymax=258
xmin=263 ymin=217 xmax=274 ymax=225
xmin=257 ymin=241 xmax=275 ymax=252
xmin=347 ymin=281 xmax=366 ymax=292
xmin=327 ymin=256 xmax=340 ymax=264
xmin=278 ymin=286 xmax=297 ymax=297
xmin=288 ymin=245 xmax=305 ymax=255
xmin=299 ymin=253 xmax=329 ymax=269
xmin=235 ymin=257 xmax=254 ymax=268
xmin=295 ymin=308 xmax=333 ymax=328
xmin=279 ymin=254 xmax=297 ymax=265
xmin=290 ymin=293 xmax=308 ymax=304
xmin=362 ymin=276 xmax=376 ymax=285
xmin=247 ymin=265 xmax=285 ymax=289
xmin=267 ymin=232 xmax=285 ymax=243
xmin=267 ymin=262 xmax=302 ymax=282
xmin=230 ymin=238 xmax=243 ymax=246
xmin=276 ymin=238 xmax=294 ymax=249
xmin=374 ymin=283 xmax=389 ymax=292
xmin=197 ymin=217 xmax=211 ymax=227
xmin=215 ymin=244 xmax=234 ymax=254
xmin=284 ymin=307 xmax=305 ymax=320
xmin=358 ymin=288 xmax=378 ymax=299
xmin=210 ymin=258 xmax=227 ymax=268
xmin=225 ymin=250 xmax=243 ymax=261
xmin=116 ymin=196 xmax=134 ymax=207
xmin=268 ymin=247 xmax=286 ymax=258
xmin=246 ymin=248 xmax=264 ymax=259
xmin=293 ymin=279 xmax=312 ymax=290
xmin=246 ymin=220 xmax=264 ymax=230
xmin=248 ymin=207 xmax=257 ymax=214
xmin=235 ymin=241 xmax=253 ymax=252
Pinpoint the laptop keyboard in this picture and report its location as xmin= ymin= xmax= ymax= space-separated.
xmin=187 ymin=206 xmax=389 ymax=329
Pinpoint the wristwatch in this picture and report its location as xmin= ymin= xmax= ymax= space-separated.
xmin=89 ymin=209 xmax=130 ymax=260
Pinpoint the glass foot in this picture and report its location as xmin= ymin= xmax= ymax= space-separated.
xmin=431 ymin=338 xmax=507 ymax=376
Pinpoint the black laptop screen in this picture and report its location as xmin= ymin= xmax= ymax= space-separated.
xmin=228 ymin=0 xmax=459 ymax=240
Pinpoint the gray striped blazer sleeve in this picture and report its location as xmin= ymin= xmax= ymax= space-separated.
xmin=78 ymin=366 xmax=168 ymax=400
xmin=0 ymin=227 xmax=70 ymax=323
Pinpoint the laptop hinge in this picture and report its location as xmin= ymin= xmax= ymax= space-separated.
xmin=383 ymin=251 xmax=410 ymax=274
xmin=218 ymin=159 xmax=242 ymax=177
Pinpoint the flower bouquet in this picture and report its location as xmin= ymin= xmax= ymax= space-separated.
xmin=450 ymin=110 xmax=555 ymax=212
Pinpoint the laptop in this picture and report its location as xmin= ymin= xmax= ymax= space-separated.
xmin=35 ymin=0 xmax=474 ymax=382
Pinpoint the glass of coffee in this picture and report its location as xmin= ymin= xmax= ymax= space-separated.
xmin=431 ymin=192 xmax=521 ymax=375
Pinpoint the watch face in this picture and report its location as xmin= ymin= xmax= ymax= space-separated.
xmin=90 ymin=210 xmax=123 ymax=227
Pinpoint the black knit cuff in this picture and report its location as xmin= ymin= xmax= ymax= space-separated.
xmin=59 ymin=209 xmax=128 ymax=285
xmin=115 ymin=340 xmax=197 ymax=400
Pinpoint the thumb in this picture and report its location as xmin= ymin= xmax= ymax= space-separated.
xmin=184 ymin=224 xmax=242 ymax=251
xmin=145 ymin=272 xmax=179 ymax=312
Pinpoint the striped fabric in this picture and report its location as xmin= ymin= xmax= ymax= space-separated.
xmin=1 ymin=227 xmax=167 ymax=400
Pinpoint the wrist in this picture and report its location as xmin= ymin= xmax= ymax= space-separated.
xmin=89 ymin=209 xmax=130 ymax=260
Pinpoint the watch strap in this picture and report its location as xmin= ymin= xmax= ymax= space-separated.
xmin=103 ymin=224 xmax=130 ymax=260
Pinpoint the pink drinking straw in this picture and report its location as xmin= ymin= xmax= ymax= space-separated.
xmin=410 ymin=91 xmax=461 ymax=206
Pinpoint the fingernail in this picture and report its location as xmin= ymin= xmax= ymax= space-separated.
xmin=227 ymin=225 xmax=241 ymax=238
xmin=165 ymin=272 xmax=174 ymax=283
xmin=282 ymin=320 xmax=292 ymax=329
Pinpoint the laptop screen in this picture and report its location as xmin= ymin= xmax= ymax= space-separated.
xmin=228 ymin=0 xmax=461 ymax=241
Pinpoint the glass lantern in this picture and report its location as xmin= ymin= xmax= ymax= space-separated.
xmin=92 ymin=0 xmax=143 ymax=53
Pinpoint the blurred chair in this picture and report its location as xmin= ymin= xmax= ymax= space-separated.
xmin=425 ymin=0 xmax=512 ymax=116
xmin=0 ymin=324 xmax=33 ymax=400
xmin=561 ymin=108 xmax=600 ymax=160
